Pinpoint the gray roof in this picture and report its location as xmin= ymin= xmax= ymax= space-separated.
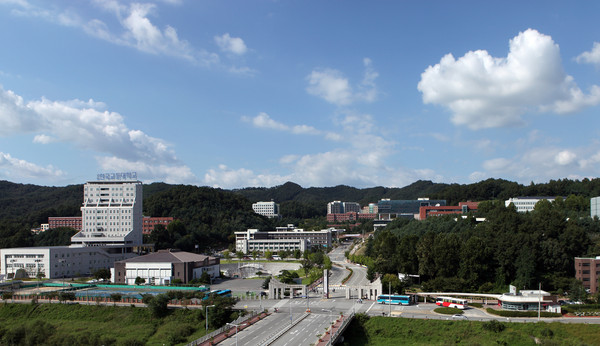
xmin=119 ymin=249 xmax=214 ymax=264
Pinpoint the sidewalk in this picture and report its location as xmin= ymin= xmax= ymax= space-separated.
xmin=315 ymin=316 xmax=345 ymax=346
xmin=198 ymin=312 xmax=269 ymax=346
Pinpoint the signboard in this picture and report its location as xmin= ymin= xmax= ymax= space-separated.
xmin=97 ymin=172 xmax=138 ymax=181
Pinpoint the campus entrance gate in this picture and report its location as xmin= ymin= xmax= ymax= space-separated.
xmin=345 ymin=277 xmax=383 ymax=301
xmin=268 ymin=278 xmax=308 ymax=299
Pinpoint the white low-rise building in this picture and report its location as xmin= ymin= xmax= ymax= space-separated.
xmin=235 ymin=226 xmax=333 ymax=254
xmin=0 ymin=245 xmax=136 ymax=279
xmin=505 ymin=196 xmax=557 ymax=213
xmin=112 ymin=249 xmax=220 ymax=285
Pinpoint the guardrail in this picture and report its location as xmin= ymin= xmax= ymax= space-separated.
xmin=187 ymin=311 xmax=261 ymax=346
xmin=259 ymin=312 xmax=310 ymax=346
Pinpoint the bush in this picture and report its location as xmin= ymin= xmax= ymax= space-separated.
xmin=469 ymin=302 xmax=483 ymax=308
xmin=434 ymin=307 xmax=462 ymax=315
xmin=485 ymin=308 xmax=561 ymax=318
xmin=482 ymin=320 xmax=505 ymax=333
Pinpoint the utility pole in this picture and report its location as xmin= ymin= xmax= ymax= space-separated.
xmin=389 ymin=281 xmax=391 ymax=316
xmin=538 ymin=282 xmax=541 ymax=322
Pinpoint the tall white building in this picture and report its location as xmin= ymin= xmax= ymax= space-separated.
xmin=505 ymin=196 xmax=556 ymax=213
xmin=327 ymin=201 xmax=360 ymax=214
xmin=252 ymin=201 xmax=280 ymax=218
xmin=71 ymin=173 xmax=143 ymax=247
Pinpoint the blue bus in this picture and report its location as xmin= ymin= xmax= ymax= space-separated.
xmin=376 ymin=294 xmax=415 ymax=305
xmin=203 ymin=289 xmax=232 ymax=300
xmin=216 ymin=289 xmax=232 ymax=297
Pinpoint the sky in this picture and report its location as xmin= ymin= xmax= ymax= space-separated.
xmin=1 ymin=1 xmax=600 ymax=189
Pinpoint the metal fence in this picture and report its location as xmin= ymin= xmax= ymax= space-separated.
xmin=187 ymin=311 xmax=259 ymax=346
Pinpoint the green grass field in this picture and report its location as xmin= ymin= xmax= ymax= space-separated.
xmin=0 ymin=302 xmax=211 ymax=345
xmin=341 ymin=314 xmax=600 ymax=345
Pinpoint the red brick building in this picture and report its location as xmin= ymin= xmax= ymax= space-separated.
xmin=418 ymin=201 xmax=479 ymax=220
xmin=142 ymin=216 xmax=175 ymax=235
xmin=48 ymin=216 xmax=82 ymax=231
xmin=575 ymin=256 xmax=600 ymax=294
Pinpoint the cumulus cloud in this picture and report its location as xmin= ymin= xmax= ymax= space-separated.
xmin=212 ymin=111 xmax=428 ymax=189
xmin=473 ymin=144 xmax=600 ymax=183
xmin=98 ymin=156 xmax=196 ymax=184
xmin=418 ymin=29 xmax=600 ymax=129
xmin=0 ymin=151 xmax=64 ymax=180
xmin=0 ymin=85 xmax=196 ymax=183
xmin=306 ymin=58 xmax=378 ymax=106
xmin=204 ymin=164 xmax=288 ymax=188
xmin=242 ymin=112 xmax=320 ymax=135
xmin=576 ymin=42 xmax=600 ymax=66
xmin=215 ymin=33 xmax=247 ymax=55
xmin=1 ymin=1 xmax=226 ymax=67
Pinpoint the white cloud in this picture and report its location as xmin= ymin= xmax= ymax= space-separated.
xmin=215 ymin=33 xmax=247 ymax=55
xmin=203 ymin=164 xmax=287 ymax=188
xmin=242 ymin=112 xmax=320 ymax=135
xmin=306 ymin=69 xmax=352 ymax=106
xmin=306 ymin=59 xmax=378 ymax=106
xmin=576 ymin=42 xmax=600 ymax=66
xmin=2 ymin=1 xmax=224 ymax=66
xmin=0 ymin=151 xmax=64 ymax=180
xmin=243 ymin=112 xmax=288 ymax=131
xmin=475 ymin=144 xmax=600 ymax=183
xmin=33 ymin=134 xmax=54 ymax=144
xmin=0 ymin=85 xmax=196 ymax=183
xmin=554 ymin=150 xmax=576 ymax=165
xmin=418 ymin=29 xmax=600 ymax=129
xmin=97 ymin=156 xmax=196 ymax=184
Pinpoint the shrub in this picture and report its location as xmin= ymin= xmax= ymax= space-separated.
xmin=482 ymin=320 xmax=505 ymax=333
xmin=434 ymin=307 xmax=462 ymax=315
xmin=485 ymin=308 xmax=561 ymax=318
xmin=470 ymin=302 xmax=483 ymax=308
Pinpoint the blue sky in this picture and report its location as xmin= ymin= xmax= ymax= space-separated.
xmin=1 ymin=1 xmax=600 ymax=189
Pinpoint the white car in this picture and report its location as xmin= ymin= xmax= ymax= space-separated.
xmin=452 ymin=314 xmax=468 ymax=319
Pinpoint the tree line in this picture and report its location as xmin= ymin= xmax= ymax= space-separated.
xmin=351 ymin=196 xmax=600 ymax=295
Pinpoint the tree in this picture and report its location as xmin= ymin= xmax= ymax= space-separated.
xmin=293 ymin=249 xmax=302 ymax=259
xmin=199 ymin=271 xmax=211 ymax=284
xmin=236 ymin=251 xmax=244 ymax=261
xmin=264 ymin=251 xmax=273 ymax=260
xmin=262 ymin=276 xmax=271 ymax=289
xmin=58 ymin=292 xmax=75 ymax=303
xmin=135 ymin=277 xmax=146 ymax=285
xmin=110 ymin=293 xmax=123 ymax=306
xmin=148 ymin=293 xmax=171 ymax=318
xmin=223 ymin=250 xmax=231 ymax=260
xmin=381 ymin=273 xmax=404 ymax=294
xmin=93 ymin=268 xmax=111 ymax=281
xmin=569 ymin=280 xmax=588 ymax=302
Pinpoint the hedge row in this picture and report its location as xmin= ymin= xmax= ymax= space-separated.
xmin=434 ymin=307 xmax=463 ymax=315
xmin=485 ymin=308 xmax=561 ymax=318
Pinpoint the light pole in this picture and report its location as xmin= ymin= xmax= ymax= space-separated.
xmin=226 ymin=322 xmax=246 ymax=346
xmin=58 ymin=259 xmax=66 ymax=288
xmin=205 ymin=305 xmax=215 ymax=332
xmin=9 ymin=259 xmax=16 ymax=280
xmin=34 ymin=259 xmax=42 ymax=291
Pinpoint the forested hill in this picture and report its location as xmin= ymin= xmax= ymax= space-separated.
xmin=232 ymin=178 xmax=600 ymax=207
xmin=233 ymin=180 xmax=448 ymax=206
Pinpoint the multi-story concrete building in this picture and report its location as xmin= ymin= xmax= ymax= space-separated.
xmin=575 ymin=256 xmax=600 ymax=294
xmin=2 ymin=173 xmax=142 ymax=279
xmin=504 ymin=197 xmax=557 ymax=213
xmin=377 ymin=198 xmax=447 ymax=220
xmin=326 ymin=212 xmax=377 ymax=223
xmin=1 ymin=245 xmax=135 ymax=280
xmin=142 ymin=216 xmax=175 ymax=235
xmin=235 ymin=226 xmax=333 ymax=254
xmin=48 ymin=216 xmax=82 ymax=231
xmin=72 ymin=173 xmax=143 ymax=247
xmin=112 ymin=249 xmax=220 ymax=285
xmin=252 ymin=201 xmax=280 ymax=218
xmin=419 ymin=201 xmax=479 ymax=220
xmin=327 ymin=201 xmax=360 ymax=214
xmin=591 ymin=197 xmax=600 ymax=219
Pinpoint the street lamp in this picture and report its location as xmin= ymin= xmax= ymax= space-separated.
xmin=226 ymin=322 xmax=246 ymax=346
xmin=205 ymin=305 xmax=215 ymax=332
xmin=9 ymin=259 xmax=16 ymax=280
xmin=58 ymin=259 xmax=66 ymax=288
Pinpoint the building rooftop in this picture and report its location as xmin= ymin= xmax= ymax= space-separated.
xmin=117 ymin=249 xmax=212 ymax=263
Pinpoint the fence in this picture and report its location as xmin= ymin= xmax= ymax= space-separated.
xmin=187 ymin=311 xmax=261 ymax=346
